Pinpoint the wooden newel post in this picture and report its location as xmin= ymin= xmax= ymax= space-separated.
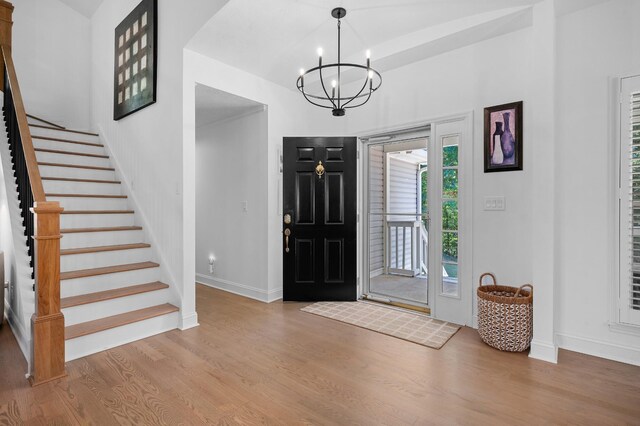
xmin=0 ymin=1 xmax=13 ymax=90
xmin=29 ymin=201 xmax=66 ymax=386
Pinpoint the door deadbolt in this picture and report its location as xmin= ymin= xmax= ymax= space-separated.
xmin=284 ymin=213 xmax=292 ymax=225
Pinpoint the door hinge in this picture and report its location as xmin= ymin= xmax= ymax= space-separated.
xmin=357 ymin=150 xmax=360 ymax=159
xmin=357 ymin=213 xmax=360 ymax=223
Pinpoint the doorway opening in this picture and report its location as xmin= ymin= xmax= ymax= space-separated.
xmin=362 ymin=116 xmax=470 ymax=325
xmin=194 ymin=85 xmax=269 ymax=300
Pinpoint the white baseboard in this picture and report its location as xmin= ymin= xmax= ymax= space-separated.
xmin=4 ymin=299 xmax=31 ymax=369
xmin=529 ymin=339 xmax=558 ymax=363
xmin=556 ymin=333 xmax=640 ymax=367
xmin=179 ymin=312 xmax=199 ymax=330
xmin=196 ymin=274 xmax=281 ymax=303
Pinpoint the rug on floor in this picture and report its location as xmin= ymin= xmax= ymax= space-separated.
xmin=301 ymin=301 xmax=460 ymax=349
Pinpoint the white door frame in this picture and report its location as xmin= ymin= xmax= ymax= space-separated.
xmin=358 ymin=112 xmax=473 ymax=326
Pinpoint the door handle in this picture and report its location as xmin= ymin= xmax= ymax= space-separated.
xmin=284 ymin=228 xmax=291 ymax=253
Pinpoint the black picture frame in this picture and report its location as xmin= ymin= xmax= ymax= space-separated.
xmin=113 ymin=0 xmax=157 ymax=121
xmin=484 ymin=101 xmax=523 ymax=172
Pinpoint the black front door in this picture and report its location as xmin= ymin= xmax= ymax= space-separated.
xmin=283 ymin=137 xmax=357 ymax=301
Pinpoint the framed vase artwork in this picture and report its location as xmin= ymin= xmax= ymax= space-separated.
xmin=113 ymin=0 xmax=157 ymax=121
xmin=484 ymin=101 xmax=523 ymax=172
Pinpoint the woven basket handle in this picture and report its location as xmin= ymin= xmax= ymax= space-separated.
xmin=478 ymin=272 xmax=497 ymax=287
xmin=514 ymin=284 xmax=533 ymax=298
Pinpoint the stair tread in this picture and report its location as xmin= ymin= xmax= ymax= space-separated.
xmin=61 ymin=261 xmax=159 ymax=280
xmin=30 ymin=123 xmax=99 ymax=137
xmin=35 ymin=147 xmax=109 ymax=159
xmin=61 ymin=225 xmax=143 ymax=234
xmin=61 ymin=210 xmax=133 ymax=215
xmin=32 ymin=135 xmax=103 ymax=148
xmin=42 ymin=177 xmax=120 ymax=184
xmin=47 ymin=193 xmax=127 ymax=198
xmin=38 ymin=162 xmax=115 ymax=171
xmin=27 ymin=113 xmax=66 ymax=129
xmin=65 ymin=303 xmax=179 ymax=340
xmin=61 ymin=243 xmax=151 ymax=255
xmin=61 ymin=282 xmax=169 ymax=309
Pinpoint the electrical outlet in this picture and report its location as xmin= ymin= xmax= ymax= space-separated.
xmin=484 ymin=196 xmax=505 ymax=211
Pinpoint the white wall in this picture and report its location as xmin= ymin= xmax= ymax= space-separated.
xmin=195 ymin=108 xmax=270 ymax=300
xmin=13 ymin=0 xmax=91 ymax=130
xmin=555 ymin=0 xmax=640 ymax=365
xmin=183 ymin=50 xmax=341 ymax=303
xmin=90 ymin=0 xmax=229 ymax=328
xmin=344 ymin=27 xmax=534 ymax=316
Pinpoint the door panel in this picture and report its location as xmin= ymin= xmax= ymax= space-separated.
xmin=283 ymin=137 xmax=357 ymax=301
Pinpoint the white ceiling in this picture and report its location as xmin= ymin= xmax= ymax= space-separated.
xmin=195 ymin=84 xmax=264 ymax=127
xmin=58 ymin=0 xmax=104 ymax=18
xmin=187 ymin=0 xmax=547 ymax=90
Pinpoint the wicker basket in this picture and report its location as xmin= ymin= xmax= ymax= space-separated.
xmin=477 ymin=273 xmax=533 ymax=352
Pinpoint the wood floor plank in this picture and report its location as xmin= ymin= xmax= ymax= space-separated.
xmin=61 ymin=243 xmax=150 ymax=255
xmin=47 ymin=193 xmax=127 ymax=198
xmin=30 ymin=123 xmax=99 ymax=136
xmin=42 ymin=177 xmax=120 ymax=184
xmin=61 ymin=226 xmax=143 ymax=234
xmin=60 ymin=261 xmax=159 ymax=280
xmin=38 ymin=162 xmax=115 ymax=171
xmin=61 ymin=282 xmax=169 ymax=308
xmin=32 ymin=135 xmax=103 ymax=147
xmin=61 ymin=210 xmax=134 ymax=215
xmin=65 ymin=304 xmax=179 ymax=340
xmin=35 ymin=147 xmax=109 ymax=158
xmin=1 ymin=286 xmax=639 ymax=424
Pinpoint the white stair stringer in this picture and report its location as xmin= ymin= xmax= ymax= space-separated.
xmin=28 ymin=121 xmax=179 ymax=361
xmin=97 ymin=124 xmax=191 ymax=330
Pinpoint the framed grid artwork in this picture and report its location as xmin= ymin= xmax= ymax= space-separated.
xmin=113 ymin=0 xmax=157 ymax=120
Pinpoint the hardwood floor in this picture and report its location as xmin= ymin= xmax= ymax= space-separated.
xmin=1 ymin=284 xmax=639 ymax=425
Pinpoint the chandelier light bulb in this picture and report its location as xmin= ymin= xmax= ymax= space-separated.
xmin=368 ymin=70 xmax=374 ymax=79
xmin=331 ymin=80 xmax=337 ymax=88
xmin=366 ymin=49 xmax=371 ymax=59
xmin=317 ymin=47 xmax=323 ymax=57
xmin=299 ymin=68 xmax=305 ymax=76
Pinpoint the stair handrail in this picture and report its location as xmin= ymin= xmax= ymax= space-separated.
xmin=0 ymin=1 xmax=66 ymax=386
xmin=1 ymin=45 xmax=45 ymax=201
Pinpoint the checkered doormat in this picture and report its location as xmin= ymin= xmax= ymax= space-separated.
xmin=301 ymin=301 xmax=460 ymax=349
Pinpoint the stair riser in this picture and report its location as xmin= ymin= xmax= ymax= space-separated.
xmin=61 ymin=230 xmax=145 ymax=249
xmin=30 ymin=128 xmax=100 ymax=144
xmin=63 ymin=288 xmax=171 ymax=326
xmin=33 ymin=139 xmax=106 ymax=156
xmin=49 ymin=197 xmax=129 ymax=210
xmin=43 ymin=180 xmax=123 ymax=195
xmin=61 ymin=213 xmax=134 ymax=229
xmin=61 ymin=267 xmax=161 ymax=297
xmin=61 ymin=247 xmax=153 ymax=272
xmin=65 ymin=311 xmax=179 ymax=361
xmin=36 ymin=151 xmax=112 ymax=168
xmin=39 ymin=165 xmax=116 ymax=181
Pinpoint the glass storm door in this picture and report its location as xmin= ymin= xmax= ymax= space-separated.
xmin=365 ymin=118 xmax=469 ymax=325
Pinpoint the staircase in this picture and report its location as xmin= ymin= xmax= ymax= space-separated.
xmin=29 ymin=119 xmax=179 ymax=361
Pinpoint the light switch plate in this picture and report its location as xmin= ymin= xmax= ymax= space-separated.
xmin=484 ymin=196 xmax=505 ymax=211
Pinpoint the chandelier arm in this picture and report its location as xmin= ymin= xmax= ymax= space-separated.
xmin=340 ymin=71 xmax=371 ymax=109
xmin=299 ymin=87 xmax=334 ymax=109
xmin=318 ymin=64 xmax=337 ymax=109
xmin=344 ymin=88 xmax=373 ymax=109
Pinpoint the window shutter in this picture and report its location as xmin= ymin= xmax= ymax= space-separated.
xmin=621 ymin=76 xmax=640 ymax=325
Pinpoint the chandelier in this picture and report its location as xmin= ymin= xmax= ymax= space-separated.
xmin=296 ymin=7 xmax=382 ymax=117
